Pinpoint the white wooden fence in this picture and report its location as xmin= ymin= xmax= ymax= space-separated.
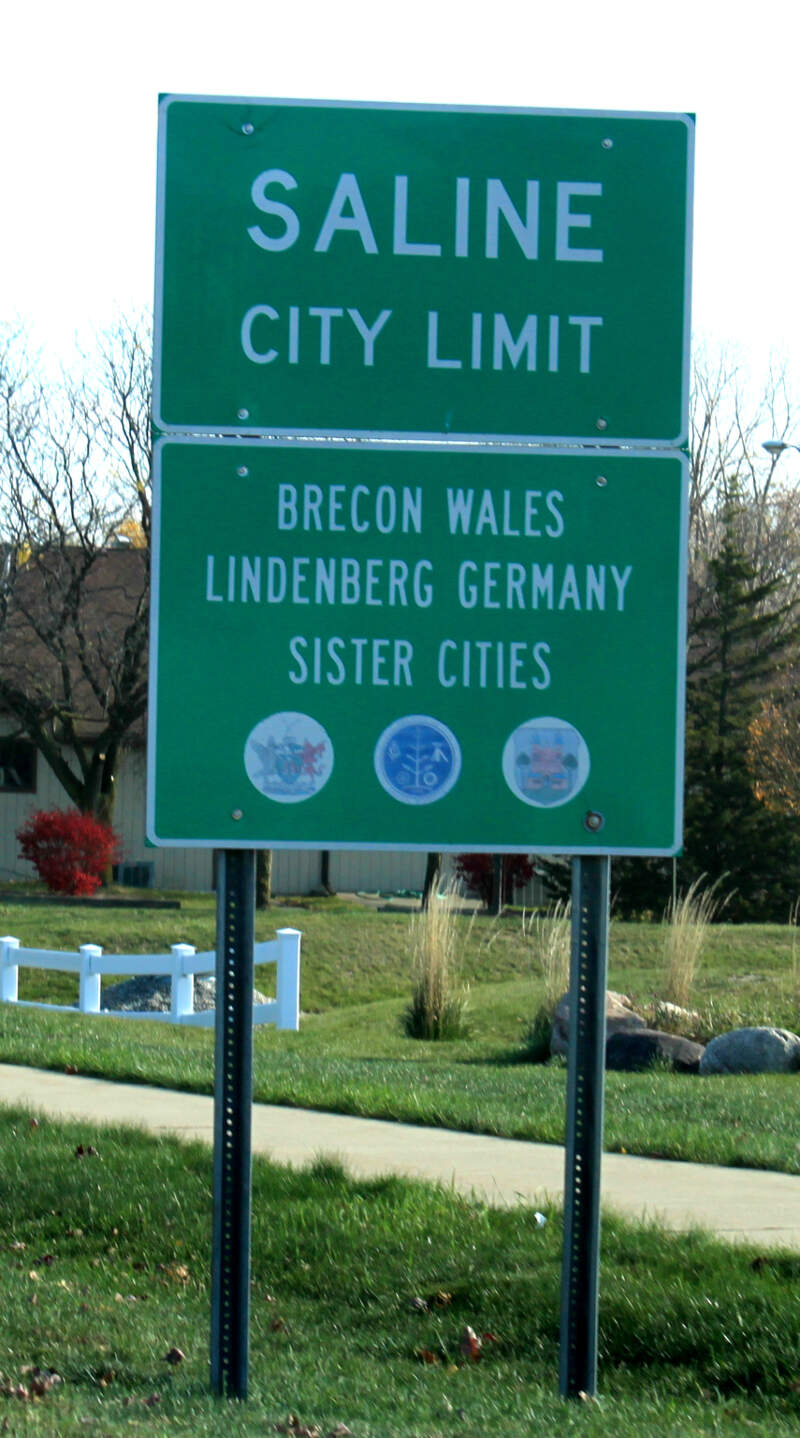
xmin=0 ymin=929 xmax=301 ymax=1030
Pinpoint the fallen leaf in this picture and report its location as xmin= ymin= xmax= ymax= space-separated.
xmin=144 ymin=1392 xmax=161 ymax=1406
xmin=28 ymin=1118 xmax=39 ymax=1130
xmin=28 ymin=1368 xmax=62 ymax=1398
xmin=0 ymin=1380 xmax=29 ymax=1400
xmin=459 ymin=1326 xmax=482 ymax=1362
xmin=164 ymin=1347 xmax=185 ymax=1366
xmin=158 ymin=1262 xmax=190 ymax=1283
xmin=65 ymin=1064 xmax=78 ymax=1075
xmin=270 ymin=1317 xmax=288 ymax=1333
xmin=418 ymin=1348 xmax=440 ymax=1365
xmin=431 ymin=1290 xmax=452 ymax=1308
xmin=409 ymin=1296 xmax=429 ymax=1313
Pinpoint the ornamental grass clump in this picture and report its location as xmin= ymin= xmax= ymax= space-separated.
xmin=662 ymin=876 xmax=724 ymax=1009
xmin=403 ymin=885 xmax=470 ymax=1041
xmin=524 ymin=900 xmax=571 ymax=1059
xmin=790 ymin=897 xmax=800 ymax=1008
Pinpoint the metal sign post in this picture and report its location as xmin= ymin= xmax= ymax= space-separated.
xmin=559 ymin=854 xmax=611 ymax=1397
xmin=210 ymin=849 xmax=256 ymax=1398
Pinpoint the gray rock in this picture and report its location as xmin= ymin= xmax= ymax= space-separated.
xmin=699 ymin=1027 xmax=800 ymax=1076
xmin=606 ymin=1028 xmax=705 ymax=1074
xmin=102 ymin=975 xmax=268 ymax=1014
xmin=551 ymin=990 xmax=646 ymax=1058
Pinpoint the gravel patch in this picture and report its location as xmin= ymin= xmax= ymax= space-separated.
xmin=102 ymin=975 xmax=269 ymax=1013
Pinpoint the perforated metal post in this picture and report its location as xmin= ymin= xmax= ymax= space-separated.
xmin=211 ymin=849 xmax=255 ymax=1398
xmin=559 ymin=855 xmax=610 ymax=1398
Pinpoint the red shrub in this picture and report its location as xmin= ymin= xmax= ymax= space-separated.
xmin=16 ymin=808 xmax=119 ymax=896
xmin=453 ymin=853 xmax=536 ymax=907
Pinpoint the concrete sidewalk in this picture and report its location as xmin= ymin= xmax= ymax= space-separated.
xmin=2 ymin=1062 xmax=798 ymax=1250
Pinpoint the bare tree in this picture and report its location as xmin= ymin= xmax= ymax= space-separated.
xmin=0 ymin=320 xmax=152 ymax=825
xmin=690 ymin=351 xmax=800 ymax=569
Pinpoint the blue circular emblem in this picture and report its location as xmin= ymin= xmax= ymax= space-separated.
xmin=374 ymin=715 xmax=461 ymax=806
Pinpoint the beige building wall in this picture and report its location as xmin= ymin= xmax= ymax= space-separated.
xmin=0 ymin=739 xmax=452 ymax=897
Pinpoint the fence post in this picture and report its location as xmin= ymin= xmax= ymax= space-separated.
xmin=79 ymin=945 xmax=103 ymax=1014
xmin=1 ymin=937 xmax=20 ymax=1003
xmin=170 ymin=944 xmax=196 ymax=1021
xmin=275 ymin=928 xmax=301 ymax=1031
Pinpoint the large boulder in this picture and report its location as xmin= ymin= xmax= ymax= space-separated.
xmin=551 ymin=990 xmax=646 ymax=1058
xmin=699 ymin=1027 xmax=800 ymax=1076
xmin=606 ymin=1028 xmax=705 ymax=1074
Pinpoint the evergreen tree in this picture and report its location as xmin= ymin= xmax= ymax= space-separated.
xmin=677 ymin=500 xmax=800 ymax=920
xmin=543 ymin=500 xmax=800 ymax=921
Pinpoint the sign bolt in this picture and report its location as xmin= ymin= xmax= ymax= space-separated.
xmin=583 ymin=811 xmax=605 ymax=833
xmin=237 ymin=408 xmax=250 ymax=421
xmin=601 ymin=137 xmax=614 ymax=149
xmin=231 ymin=809 xmax=243 ymax=821
xmin=241 ymin=122 xmax=254 ymax=135
xmin=237 ymin=466 xmax=249 ymax=477
xmin=596 ymin=475 xmax=607 ymax=487
xmin=596 ymin=418 xmax=608 ymax=431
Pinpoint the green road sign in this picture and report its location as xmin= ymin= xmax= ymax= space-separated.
xmin=154 ymin=97 xmax=693 ymax=445
xmin=147 ymin=439 xmax=687 ymax=854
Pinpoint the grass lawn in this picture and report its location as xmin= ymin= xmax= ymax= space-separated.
xmin=2 ymin=1105 xmax=800 ymax=1436
xmin=2 ymin=893 xmax=800 ymax=1173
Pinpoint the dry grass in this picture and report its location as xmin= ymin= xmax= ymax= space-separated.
xmin=662 ymin=877 xmax=725 ymax=1008
xmin=789 ymin=897 xmax=800 ymax=1005
xmin=523 ymin=900 xmax=572 ymax=1060
xmin=525 ymin=899 xmax=572 ymax=1008
xmin=402 ymin=884 xmax=471 ymax=1040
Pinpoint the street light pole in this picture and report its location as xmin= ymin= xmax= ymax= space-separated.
xmin=762 ymin=440 xmax=800 ymax=458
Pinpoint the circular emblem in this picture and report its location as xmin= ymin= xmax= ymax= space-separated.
xmin=244 ymin=712 xmax=333 ymax=803
xmin=502 ymin=717 xmax=590 ymax=808
xmin=374 ymin=715 xmax=461 ymax=805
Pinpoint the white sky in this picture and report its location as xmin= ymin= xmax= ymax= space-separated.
xmin=2 ymin=0 xmax=798 ymax=407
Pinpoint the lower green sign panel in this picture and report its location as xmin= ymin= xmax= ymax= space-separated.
xmin=147 ymin=440 xmax=687 ymax=854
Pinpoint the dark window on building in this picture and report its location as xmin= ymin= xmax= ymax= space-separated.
xmin=0 ymin=738 xmax=37 ymax=793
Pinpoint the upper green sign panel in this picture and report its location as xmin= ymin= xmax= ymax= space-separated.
xmin=154 ymin=97 xmax=693 ymax=445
